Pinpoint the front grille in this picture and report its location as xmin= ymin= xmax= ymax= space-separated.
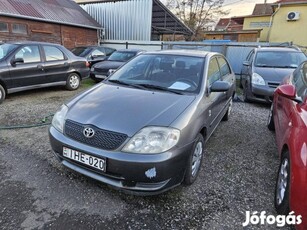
xmin=268 ymin=82 xmax=280 ymax=88
xmin=65 ymin=120 xmax=128 ymax=150
xmin=94 ymin=68 xmax=108 ymax=75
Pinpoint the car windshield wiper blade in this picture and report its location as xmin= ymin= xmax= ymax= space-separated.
xmin=278 ymin=65 xmax=297 ymax=68
xmin=108 ymin=79 xmax=146 ymax=89
xmin=137 ymin=84 xmax=184 ymax=95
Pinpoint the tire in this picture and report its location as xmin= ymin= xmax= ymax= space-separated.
xmin=275 ymin=150 xmax=290 ymax=215
xmin=267 ymin=103 xmax=275 ymax=131
xmin=183 ymin=134 xmax=205 ymax=185
xmin=222 ymin=97 xmax=233 ymax=121
xmin=0 ymin=84 xmax=5 ymax=104
xmin=243 ymin=83 xmax=250 ymax=102
xmin=66 ymin=73 xmax=80 ymax=90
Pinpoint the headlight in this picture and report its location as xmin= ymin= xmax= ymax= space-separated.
xmin=122 ymin=127 xmax=180 ymax=154
xmin=52 ymin=105 xmax=68 ymax=133
xmin=252 ymin=73 xmax=265 ymax=85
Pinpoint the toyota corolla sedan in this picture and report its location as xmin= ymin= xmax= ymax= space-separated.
xmin=267 ymin=61 xmax=307 ymax=229
xmin=49 ymin=50 xmax=236 ymax=194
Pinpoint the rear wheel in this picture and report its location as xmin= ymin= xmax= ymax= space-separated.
xmin=0 ymin=84 xmax=5 ymax=104
xmin=267 ymin=103 xmax=275 ymax=131
xmin=66 ymin=73 xmax=80 ymax=90
xmin=275 ymin=151 xmax=290 ymax=215
xmin=183 ymin=134 xmax=205 ymax=185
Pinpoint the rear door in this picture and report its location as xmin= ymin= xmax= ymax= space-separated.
xmin=41 ymin=45 xmax=70 ymax=83
xmin=9 ymin=44 xmax=44 ymax=88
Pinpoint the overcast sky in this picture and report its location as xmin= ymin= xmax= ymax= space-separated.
xmin=222 ymin=0 xmax=276 ymax=17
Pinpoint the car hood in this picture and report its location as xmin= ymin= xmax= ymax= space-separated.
xmin=66 ymin=84 xmax=196 ymax=136
xmin=94 ymin=61 xmax=124 ymax=70
xmin=254 ymin=67 xmax=295 ymax=82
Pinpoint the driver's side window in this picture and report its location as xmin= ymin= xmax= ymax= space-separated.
xmin=14 ymin=45 xmax=41 ymax=64
xmin=207 ymin=57 xmax=220 ymax=86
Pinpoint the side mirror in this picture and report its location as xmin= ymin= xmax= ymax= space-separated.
xmin=276 ymin=84 xmax=302 ymax=103
xmin=11 ymin=57 xmax=24 ymax=66
xmin=210 ymin=80 xmax=231 ymax=92
xmin=243 ymin=61 xmax=250 ymax=66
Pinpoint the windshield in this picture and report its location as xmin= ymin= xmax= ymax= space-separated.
xmin=108 ymin=51 xmax=137 ymax=62
xmin=108 ymin=54 xmax=205 ymax=94
xmin=71 ymin=47 xmax=91 ymax=57
xmin=0 ymin=44 xmax=18 ymax=61
xmin=255 ymin=51 xmax=307 ymax=68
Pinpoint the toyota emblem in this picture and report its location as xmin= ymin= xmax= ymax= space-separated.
xmin=83 ymin=127 xmax=95 ymax=138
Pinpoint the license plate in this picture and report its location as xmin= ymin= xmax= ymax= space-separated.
xmin=95 ymin=74 xmax=107 ymax=79
xmin=63 ymin=147 xmax=106 ymax=172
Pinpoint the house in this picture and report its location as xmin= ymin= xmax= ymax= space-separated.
xmin=243 ymin=3 xmax=273 ymax=42
xmin=268 ymin=0 xmax=307 ymax=46
xmin=0 ymin=0 xmax=102 ymax=49
xmin=204 ymin=16 xmax=261 ymax=42
xmin=76 ymin=0 xmax=193 ymax=41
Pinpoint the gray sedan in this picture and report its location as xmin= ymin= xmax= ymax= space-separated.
xmin=49 ymin=50 xmax=236 ymax=194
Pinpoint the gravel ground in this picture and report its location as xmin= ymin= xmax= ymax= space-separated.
xmin=0 ymin=82 xmax=289 ymax=230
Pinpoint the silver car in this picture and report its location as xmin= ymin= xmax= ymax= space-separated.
xmin=49 ymin=50 xmax=236 ymax=194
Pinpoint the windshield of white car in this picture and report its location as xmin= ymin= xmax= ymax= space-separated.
xmin=108 ymin=54 xmax=205 ymax=94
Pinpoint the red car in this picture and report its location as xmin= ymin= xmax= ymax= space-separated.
xmin=267 ymin=61 xmax=307 ymax=229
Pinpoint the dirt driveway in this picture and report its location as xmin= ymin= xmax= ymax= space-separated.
xmin=0 ymin=83 xmax=288 ymax=229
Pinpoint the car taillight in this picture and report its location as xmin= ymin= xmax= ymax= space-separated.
xmin=85 ymin=61 xmax=90 ymax=68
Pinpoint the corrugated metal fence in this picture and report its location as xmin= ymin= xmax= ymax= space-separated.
xmin=102 ymin=40 xmax=292 ymax=75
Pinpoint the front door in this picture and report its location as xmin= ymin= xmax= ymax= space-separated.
xmin=9 ymin=45 xmax=44 ymax=88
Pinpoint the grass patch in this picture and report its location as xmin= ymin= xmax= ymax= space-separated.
xmin=81 ymin=78 xmax=96 ymax=88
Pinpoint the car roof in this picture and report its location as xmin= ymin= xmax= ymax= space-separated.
xmin=116 ymin=49 xmax=144 ymax=52
xmin=144 ymin=49 xmax=217 ymax=58
xmin=255 ymin=47 xmax=302 ymax=52
xmin=4 ymin=41 xmax=62 ymax=46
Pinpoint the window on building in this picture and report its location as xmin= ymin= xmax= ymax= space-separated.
xmin=43 ymin=45 xmax=65 ymax=61
xmin=12 ymin=23 xmax=27 ymax=34
xmin=0 ymin=22 xmax=8 ymax=32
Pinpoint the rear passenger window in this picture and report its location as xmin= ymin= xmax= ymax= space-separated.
xmin=207 ymin=57 xmax=220 ymax=85
xmin=217 ymin=56 xmax=231 ymax=78
xmin=15 ymin=45 xmax=41 ymax=63
xmin=43 ymin=46 xmax=65 ymax=61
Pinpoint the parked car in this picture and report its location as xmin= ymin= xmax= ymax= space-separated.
xmin=267 ymin=61 xmax=307 ymax=230
xmin=0 ymin=41 xmax=90 ymax=104
xmin=49 ymin=50 xmax=236 ymax=194
xmin=241 ymin=46 xmax=306 ymax=103
xmin=71 ymin=46 xmax=116 ymax=67
xmin=90 ymin=49 xmax=144 ymax=82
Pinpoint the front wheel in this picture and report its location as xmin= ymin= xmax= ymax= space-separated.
xmin=275 ymin=151 xmax=290 ymax=215
xmin=183 ymin=134 xmax=205 ymax=185
xmin=66 ymin=73 xmax=80 ymax=90
xmin=0 ymin=84 xmax=5 ymax=104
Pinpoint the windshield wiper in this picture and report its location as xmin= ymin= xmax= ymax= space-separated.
xmin=137 ymin=84 xmax=184 ymax=95
xmin=108 ymin=79 xmax=146 ymax=90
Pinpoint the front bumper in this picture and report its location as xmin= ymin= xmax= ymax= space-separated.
xmin=249 ymin=84 xmax=275 ymax=103
xmin=49 ymin=126 xmax=193 ymax=195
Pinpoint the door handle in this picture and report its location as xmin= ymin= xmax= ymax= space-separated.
xmin=37 ymin=64 xmax=44 ymax=71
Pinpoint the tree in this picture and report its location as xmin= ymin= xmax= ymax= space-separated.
xmin=165 ymin=0 xmax=229 ymax=40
